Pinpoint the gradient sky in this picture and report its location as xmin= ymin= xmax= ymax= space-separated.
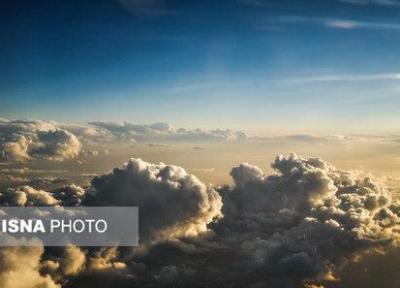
xmin=1 ymin=0 xmax=400 ymax=133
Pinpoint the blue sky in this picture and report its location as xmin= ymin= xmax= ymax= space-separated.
xmin=1 ymin=0 xmax=400 ymax=133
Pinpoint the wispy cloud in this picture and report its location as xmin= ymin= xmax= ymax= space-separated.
xmin=339 ymin=0 xmax=400 ymax=7
xmin=324 ymin=19 xmax=400 ymax=30
xmin=324 ymin=20 xmax=358 ymax=29
xmin=167 ymin=81 xmax=225 ymax=93
xmin=239 ymin=0 xmax=400 ymax=8
xmin=285 ymin=73 xmax=400 ymax=84
xmin=166 ymin=78 xmax=253 ymax=93
xmin=274 ymin=16 xmax=400 ymax=31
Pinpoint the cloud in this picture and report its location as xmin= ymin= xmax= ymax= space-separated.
xmin=250 ymin=133 xmax=389 ymax=145
xmin=33 ymin=129 xmax=81 ymax=160
xmin=0 ymin=120 xmax=81 ymax=162
xmin=86 ymin=247 xmax=126 ymax=271
xmin=74 ymin=155 xmax=400 ymax=286
xmin=217 ymin=153 xmax=400 ymax=284
xmin=0 ymin=174 xmax=29 ymax=188
xmin=59 ymin=125 xmax=113 ymax=143
xmin=324 ymin=19 xmax=358 ymax=29
xmin=284 ymin=73 xmax=400 ymax=84
xmin=57 ymin=246 xmax=86 ymax=276
xmin=339 ymin=0 xmax=400 ymax=7
xmin=89 ymin=121 xmax=247 ymax=142
xmin=147 ymin=143 xmax=172 ymax=148
xmin=52 ymin=184 xmax=86 ymax=206
xmin=0 ymin=119 xmax=248 ymax=162
xmin=273 ymin=16 xmax=400 ymax=31
xmin=0 ymin=236 xmax=59 ymax=288
xmin=2 ymin=154 xmax=400 ymax=287
xmin=0 ymin=184 xmax=86 ymax=207
xmin=0 ymin=185 xmax=87 ymax=287
xmin=325 ymin=19 xmax=400 ymax=30
xmin=42 ymin=245 xmax=87 ymax=284
xmin=117 ymin=0 xmax=168 ymax=18
xmin=83 ymin=158 xmax=223 ymax=246
xmin=88 ymin=121 xmax=173 ymax=138
xmin=0 ymin=185 xmax=59 ymax=206
xmin=2 ymin=135 xmax=30 ymax=161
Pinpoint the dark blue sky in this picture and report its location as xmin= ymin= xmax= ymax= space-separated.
xmin=1 ymin=0 xmax=400 ymax=133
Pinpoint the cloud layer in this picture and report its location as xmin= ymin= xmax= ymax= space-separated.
xmin=1 ymin=154 xmax=400 ymax=287
xmin=0 ymin=118 xmax=248 ymax=164
xmin=89 ymin=121 xmax=247 ymax=142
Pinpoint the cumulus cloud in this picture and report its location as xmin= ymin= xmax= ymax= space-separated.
xmin=57 ymin=245 xmax=86 ymax=276
xmin=88 ymin=121 xmax=173 ymax=138
xmin=2 ymin=154 xmax=400 ymax=287
xmin=72 ymin=155 xmax=400 ymax=286
xmin=34 ymin=129 xmax=81 ymax=160
xmin=0 ymin=120 xmax=81 ymax=162
xmin=89 ymin=121 xmax=247 ymax=142
xmin=42 ymin=245 xmax=86 ymax=283
xmin=84 ymin=158 xmax=223 ymax=245
xmin=59 ymin=125 xmax=113 ymax=143
xmin=86 ymin=247 xmax=126 ymax=271
xmin=52 ymin=184 xmax=86 ymax=206
xmin=0 ymin=184 xmax=85 ymax=207
xmin=0 ymin=185 xmax=59 ymax=206
xmin=0 ymin=184 xmax=87 ymax=287
xmin=0 ymin=245 xmax=60 ymax=288
xmin=217 ymin=153 xmax=400 ymax=284
xmin=2 ymin=135 xmax=30 ymax=161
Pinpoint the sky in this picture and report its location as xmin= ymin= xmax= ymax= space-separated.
xmin=1 ymin=0 xmax=400 ymax=133
xmin=3 ymin=3 xmax=400 ymax=286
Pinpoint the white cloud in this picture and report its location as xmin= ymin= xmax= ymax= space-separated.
xmin=324 ymin=19 xmax=358 ymax=29
xmin=324 ymin=19 xmax=400 ymax=30
xmin=0 ymin=185 xmax=59 ymax=206
xmin=89 ymin=121 xmax=247 ymax=142
xmin=0 ymin=120 xmax=81 ymax=162
xmin=0 ymin=184 xmax=85 ymax=207
xmin=274 ymin=15 xmax=400 ymax=31
xmin=84 ymin=158 xmax=223 ymax=246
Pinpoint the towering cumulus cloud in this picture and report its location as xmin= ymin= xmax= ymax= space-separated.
xmin=84 ymin=158 xmax=223 ymax=244
xmin=0 ymin=119 xmax=81 ymax=161
xmin=219 ymin=153 xmax=400 ymax=285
